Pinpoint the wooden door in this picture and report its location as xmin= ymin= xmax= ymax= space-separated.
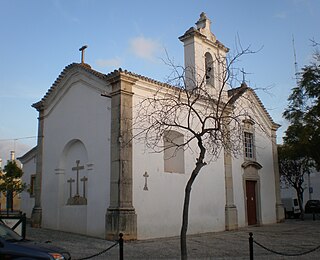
xmin=246 ymin=180 xmax=257 ymax=225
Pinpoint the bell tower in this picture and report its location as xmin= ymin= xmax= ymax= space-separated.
xmin=179 ymin=13 xmax=229 ymax=92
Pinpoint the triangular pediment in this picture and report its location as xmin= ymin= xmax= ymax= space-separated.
xmin=32 ymin=63 xmax=111 ymax=111
xmin=228 ymin=84 xmax=280 ymax=131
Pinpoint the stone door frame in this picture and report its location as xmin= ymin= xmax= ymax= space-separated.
xmin=242 ymin=161 xmax=262 ymax=226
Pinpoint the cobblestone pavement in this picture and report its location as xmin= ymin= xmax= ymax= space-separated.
xmin=26 ymin=215 xmax=320 ymax=260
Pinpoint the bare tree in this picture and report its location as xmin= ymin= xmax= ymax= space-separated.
xmin=133 ymin=47 xmax=263 ymax=259
xmin=278 ymin=144 xmax=313 ymax=220
xmin=310 ymin=38 xmax=319 ymax=47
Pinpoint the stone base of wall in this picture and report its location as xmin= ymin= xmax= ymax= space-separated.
xmin=276 ymin=203 xmax=285 ymax=222
xmin=106 ymin=208 xmax=137 ymax=240
xmin=225 ymin=205 xmax=238 ymax=230
xmin=31 ymin=207 xmax=42 ymax=228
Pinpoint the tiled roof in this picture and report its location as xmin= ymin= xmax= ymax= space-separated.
xmin=105 ymin=68 xmax=176 ymax=89
xmin=17 ymin=146 xmax=37 ymax=163
xmin=32 ymin=62 xmax=279 ymax=128
xmin=32 ymin=63 xmax=177 ymax=110
xmin=32 ymin=63 xmax=108 ymax=110
xmin=228 ymin=83 xmax=280 ymax=128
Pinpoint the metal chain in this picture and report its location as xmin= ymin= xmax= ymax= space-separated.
xmin=253 ymin=240 xmax=320 ymax=257
xmin=74 ymin=241 xmax=119 ymax=260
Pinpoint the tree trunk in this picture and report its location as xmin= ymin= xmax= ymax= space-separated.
xmin=180 ymin=141 xmax=206 ymax=260
xmin=295 ymin=186 xmax=304 ymax=220
xmin=6 ymin=190 xmax=13 ymax=212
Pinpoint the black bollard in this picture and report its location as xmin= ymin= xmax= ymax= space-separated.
xmin=22 ymin=213 xmax=26 ymax=239
xmin=119 ymin=233 xmax=124 ymax=260
xmin=249 ymin=232 xmax=254 ymax=260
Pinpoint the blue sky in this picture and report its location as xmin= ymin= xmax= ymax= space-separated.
xmin=0 ymin=0 xmax=319 ymax=163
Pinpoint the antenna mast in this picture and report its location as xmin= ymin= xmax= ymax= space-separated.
xmin=292 ymin=35 xmax=299 ymax=85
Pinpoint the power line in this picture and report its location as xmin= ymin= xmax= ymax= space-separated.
xmin=0 ymin=136 xmax=37 ymax=142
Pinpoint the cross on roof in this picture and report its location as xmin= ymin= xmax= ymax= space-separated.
xmin=240 ymin=68 xmax=247 ymax=83
xmin=79 ymin=45 xmax=88 ymax=64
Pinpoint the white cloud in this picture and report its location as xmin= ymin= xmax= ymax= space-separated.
xmin=129 ymin=36 xmax=161 ymax=61
xmin=95 ymin=58 xmax=122 ymax=68
xmin=275 ymin=11 xmax=287 ymax=19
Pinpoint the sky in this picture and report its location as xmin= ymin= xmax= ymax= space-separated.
xmin=0 ymin=0 xmax=319 ymax=164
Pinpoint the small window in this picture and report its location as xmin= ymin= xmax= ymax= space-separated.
xmin=164 ymin=130 xmax=185 ymax=173
xmin=29 ymin=175 xmax=36 ymax=197
xmin=244 ymin=132 xmax=255 ymax=159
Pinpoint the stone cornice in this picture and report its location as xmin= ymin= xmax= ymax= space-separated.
xmin=179 ymin=27 xmax=229 ymax=53
xmin=107 ymin=69 xmax=138 ymax=85
xmin=242 ymin=161 xmax=263 ymax=170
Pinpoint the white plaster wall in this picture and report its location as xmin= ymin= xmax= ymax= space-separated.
xmin=133 ymin=142 xmax=226 ymax=239
xmin=20 ymin=156 xmax=36 ymax=218
xmin=232 ymin=158 xmax=246 ymax=226
xmin=183 ymin=36 xmax=226 ymax=96
xmin=255 ymin=129 xmax=277 ymax=224
xmin=132 ymin=85 xmax=225 ymax=239
xmin=59 ymin=206 xmax=87 ymax=234
xmin=232 ymin=93 xmax=277 ymax=227
xmin=41 ymin=75 xmax=111 ymax=238
xmin=184 ymin=37 xmax=205 ymax=85
xmin=280 ymin=186 xmax=297 ymax=200
xmin=232 ymin=137 xmax=277 ymax=227
xmin=306 ymin=173 xmax=320 ymax=201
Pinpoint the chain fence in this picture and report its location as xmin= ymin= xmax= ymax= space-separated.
xmin=74 ymin=233 xmax=124 ymax=260
xmin=249 ymin=232 xmax=320 ymax=259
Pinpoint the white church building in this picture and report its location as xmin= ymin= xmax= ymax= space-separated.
xmin=19 ymin=13 xmax=284 ymax=240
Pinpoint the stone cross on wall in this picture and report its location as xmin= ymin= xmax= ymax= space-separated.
xmin=81 ymin=176 xmax=88 ymax=198
xmin=67 ymin=178 xmax=75 ymax=199
xmin=72 ymin=160 xmax=85 ymax=197
xmin=67 ymin=160 xmax=88 ymax=205
xmin=143 ymin=171 xmax=149 ymax=191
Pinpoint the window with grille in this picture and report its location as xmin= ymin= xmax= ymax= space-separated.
xmin=244 ymin=132 xmax=255 ymax=159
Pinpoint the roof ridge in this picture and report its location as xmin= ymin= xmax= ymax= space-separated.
xmin=33 ymin=63 xmax=278 ymax=129
xmin=228 ymin=84 xmax=279 ymax=128
xmin=32 ymin=63 xmax=109 ymax=109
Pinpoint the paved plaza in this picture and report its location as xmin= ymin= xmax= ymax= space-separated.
xmin=26 ymin=215 xmax=320 ymax=259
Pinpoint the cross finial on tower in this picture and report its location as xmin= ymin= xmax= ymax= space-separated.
xmin=79 ymin=45 xmax=88 ymax=64
xmin=196 ymin=12 xmax=210 ymax=30
xmin=240 ymin=68 xmax=247 ymax=84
